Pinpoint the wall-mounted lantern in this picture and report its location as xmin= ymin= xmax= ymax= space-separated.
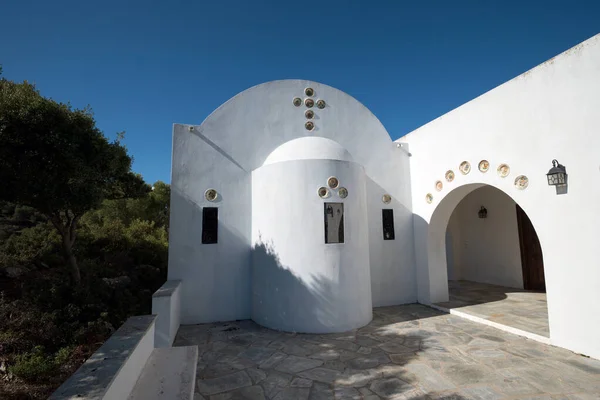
xmin=546 ymin=159 xmax=568 ymax=195
xmin=478 ymin=206 xmax=488 ymax=219
xmin=546 ymin=159 xmax=567 ymax=186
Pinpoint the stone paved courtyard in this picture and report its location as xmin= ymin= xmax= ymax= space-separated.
xmin=174 ymin=304 xmax=600 ymax=399
xmin=435 ymin=281 xmax=550 ymax=338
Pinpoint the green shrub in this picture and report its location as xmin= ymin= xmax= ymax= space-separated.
xmin=9 ymin=346 xmax=56 ymax=382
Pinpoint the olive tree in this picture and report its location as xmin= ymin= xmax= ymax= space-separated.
xmin=0 ymin=78 xmax=148 ymax=285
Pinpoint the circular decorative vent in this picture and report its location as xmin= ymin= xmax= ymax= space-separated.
xmin=445 ymin=170 xmax=455 ymax=182
xmin=305 ymin=121 xmax=315 ymax=131
xmin=305 ymin=98 xmax=314 ymax=108
xmin=382 ymin=194 xmax=392 ymax=204
xmin=318 ymin=187 xmax=329 ymax=198
xmin=435 ymin=181 xmax=443 ymax=192
xmin=514 ymin=175 xmax=529 ymax=190
xmin=316 ymin=99 xmax=326 ymax=109
xmin=327 ymin=176 xmax=339 ymax=189
xmin=497 ymin=164 xmax=510 ymax=178
xmin=205 ymin=189 xmax=217 ymax=202
xmin=305 ymin=87 xmax=314 ymax=97
xmin=293 ymin=97 xmax=302 ymax=107
xmin=426 ymin=193 xmax=433 ymax=204
xmin=305 ymin=110 xmax=314 ymax=119
xmin=479 ymin=160 xmax=490 ymax=173
xmin=338 ymin=187 xmax=348 ymax=199
xmin=459 ymin=161 xmax=471 ymax=175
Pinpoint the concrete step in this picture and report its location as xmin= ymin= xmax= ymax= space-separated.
xmin=128 ymin=346 xmax=198 ymax=400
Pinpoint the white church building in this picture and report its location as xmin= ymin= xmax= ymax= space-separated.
xmin=167 ymin=34 xmax=600 ymax=361
xmin=51 ymin=34 xmax=600 ymax=399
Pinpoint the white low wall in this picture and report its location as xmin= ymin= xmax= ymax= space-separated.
xmin=152 ymin=280 xmax=182 ymax=348
xmin=50 ymin=315 xmax=156 ymax=400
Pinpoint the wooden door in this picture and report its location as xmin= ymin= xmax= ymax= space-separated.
xmin=516 ymin=205 xmax=546 ymax=291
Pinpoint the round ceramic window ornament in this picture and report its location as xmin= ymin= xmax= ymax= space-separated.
xmin=382 ymin=194 xmax=392 ymax=204
xmin=497 ymin=163 xmax=510 ymax=178
xmin=478 ymin=160 xmax=490 ymax=173
xmin=305 ymin=109 xmax=314 ymax=119
xmin=514 ymin=175 xmax=529 ymax=190
xmin=426 ymin=193 xmax=433 ymax=204
xmin=305 ymin=98 xmax=314 ymax=108
xmin=305 ymin=121 xmax=315 ymax=131
xmin=327 ymin=176 xmax=339 ymax=189
xmin=305 ymin=87 xmax=314 ymax=97
xmin=205 ymin=188 xmax=217 ymax=202
xmin=445 ymin=170 xmax=455 ymax=182
xmin=318 ymin=187 xmax=329 ymax=199
xmin=435 ymin=180 xmax=443 ymax=192
xmin=338 ymin=187 xmax=348 ymax=199
xmin=293 ymin=97 xmax=302 ymax=107
xmin=316 ymin=99 xmax=326 ymax=109
xmin=459 ymin=161 xmax=471 ymax=175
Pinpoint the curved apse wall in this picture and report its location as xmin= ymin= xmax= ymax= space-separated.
xmin=251 ymin=155 xmax=372 ymax=333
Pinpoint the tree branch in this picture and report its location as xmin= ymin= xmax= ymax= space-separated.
xmin=69 ymin=214 xmax=79 ymax=246
xmin=47 ymin=212 xmax=65 ymax=235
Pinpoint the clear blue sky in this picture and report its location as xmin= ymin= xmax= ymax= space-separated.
xmin=2 ymin=1 xmax=599 ymax=184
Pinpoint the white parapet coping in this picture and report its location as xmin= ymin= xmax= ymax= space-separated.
xmin=152 ymin=280 xmax=182 ymax=348
xmin=428 ymin=303 xmax=552 ymax=345
xmin=50 ymin=315 xmax=156 ymax=400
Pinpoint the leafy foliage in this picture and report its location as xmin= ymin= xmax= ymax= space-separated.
xmin=0 ymin=78 xmax=149 ymax=285
xmin=0 ymin=75 xmax=171 ymax=399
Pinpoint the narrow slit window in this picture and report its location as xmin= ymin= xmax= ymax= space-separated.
xmin=202 ymin=207 xmax=218 ymax=244
xmin=382 ymin=209 xmax=395 ymax=240
xmin=324 ymin=203 xmax=344 ymax=244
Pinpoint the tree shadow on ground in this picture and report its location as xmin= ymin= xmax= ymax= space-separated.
xmin=176 ymin=240 xmax=472 ymax=399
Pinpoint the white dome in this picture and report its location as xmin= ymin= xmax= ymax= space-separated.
xmin=263 ymin=137 xmax=354 ymax=166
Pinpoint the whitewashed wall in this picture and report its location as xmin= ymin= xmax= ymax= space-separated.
xmin=400 ymin=34 xmax=600 ymax=359
xmin=251 ymin=142 xmax=372 ymax=332
xmin=446 ymin=186 xmax=524 ymax=289
xmin=169 ymin=80 xmax=414 ymax=325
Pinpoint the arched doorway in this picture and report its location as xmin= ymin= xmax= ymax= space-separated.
xmin=426 ymin=184 xmax=549 ymax=339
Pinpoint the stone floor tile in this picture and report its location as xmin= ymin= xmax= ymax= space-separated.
xmin=310 ymin=349 xmax=341 ymax=361
xmin=196 ymin=371 xmax=252 ymax=396
xmin=246 ymin=368 xmax=266 ymax=384
xmin=258 ymin=352 xmax=287 ymax=369
xmin=274 ymin=355 xmax=323 ymax=374
xmin=458 ymin=386 xmax=503 ymax=400
xmin=308 ymin=382 xmax=334 ymax=400
xmin=322 ymin=360 xmax=347 ymax=371
xmin=272 ymin=387 xmax=310 ymax=400
xmin=291 ymin=377 xmax=314 ymax=388
xmin=238 ymin=347 xmax=276 ymax=363
xmin=333 ymin=386 xmax=362 ymax=399
xmin=299 ymin=367 xmax=343 ymax=384
xmin=442 ymin=364 xmax=495 ymax=386
xmin=378 ymin=342 xmax=414 ymax=354
xmin=370 ymin=377 xmax=415 ymax=398
xmin=404 ymin=363 xmax=455 ymax=392
xmin=336 ymin=368 xmax=382 ymax=387
xmin=259 ymin=370 xmax=292 ymax=398
xmin=211 ymin=385 xmax=266 ymax=400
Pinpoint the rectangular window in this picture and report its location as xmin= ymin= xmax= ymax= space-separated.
xmin=202 ymin=207 xmax=218 ymax=244
xmin=324 ymin=203 xmax=344 ymax=244
xmin=382 ymin=209 xmax=395 ymax=240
